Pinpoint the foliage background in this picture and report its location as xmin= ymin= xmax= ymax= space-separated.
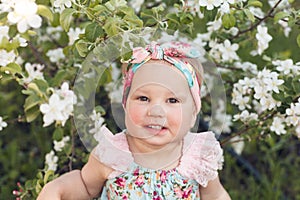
xmin=0 ymin=0 xmax=299 ymax=199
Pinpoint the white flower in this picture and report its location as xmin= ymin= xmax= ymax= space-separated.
xmin=278 ymin=20 xmax=291 ymax=37
xmin=270 ymin=116 xmax=286 ymax=135
xmin=263 ymin=76 xmax=284 ymax=93
xmin=22 ymin=63 xmax=44 ymax=83
xmin=15 ymin=34 xmax=28 ymax=47
xmin=7 ymin=0 xmax=42 ymax=33
xmin=230 ymin=136 xmax=245 ymax=155
xmin=207 ymin=19 xmax=222 ymax=32
xmin=233 ymin=110 xmax=258 ymax=122
xmin=234 ymin=61 xmax=258 ymax=74
xmin=54 ymin=136 xmax=70 ymax=152
xmin=256 ymin=25 xmax=272 ymax=55
xmin=40 ymin=82 xmax=76 ymax=127
xmin=249 ymin=7 xmax=264 ymax=18
xmin=67 ymin=27 xmax=84 ymax=45
xmin=253 ymin=85 xmax=267 ymax=100
xmin=129 ymin=0 xmax=144 ymax=13
xmin=89 ymin=110 xmax=105 ymax=134
xmin=45 ymin=150 xmax=58 ymax=171
xmin=0 ymin=116 xmax=8 ymax=131
xmin=53 ymin=0 xmax=72 ymax=11
xmin=0 ymin=0 xmax=14 ymax=12
xmin=46 ymin=48 xmax=65 ymax=63
xmin=233 ymin=95 xmax=250 ymax=110
xmin=199 ymin=0 xmax=222 ymax=10
xmin=0 ymin=50 xmax=16 ymax=67
xmin=259 ymin=95 xmax=280 ymax=111
xmin=40 ymin=94 xmax=65 ymax=127
xmin=218 ymin=39 xmax=239 ymax=62
xmin=274 ymin=59 xmax=294 ymax=75
xmin=0 ymin=25 xmax=9 ymax=41
xmin=296 ymin=123 xmax=300 ymax=139
xmin=220 ymin=2 xmax=230 ymax=14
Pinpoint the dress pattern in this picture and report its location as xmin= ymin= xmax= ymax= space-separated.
xmin=99 ymin=163 xmax=200 ymax=200
xmin=93 ymin=126 xmax=224 ymax=200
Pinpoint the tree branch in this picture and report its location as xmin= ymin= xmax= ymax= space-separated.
xmin=232 ymin=0 xmax=284 ymax=39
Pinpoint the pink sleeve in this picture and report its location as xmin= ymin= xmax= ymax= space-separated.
xmin=177 ymin=132 xmax=224 ymax=187
xmin=92 ymin=126 xmax=133 ymax=178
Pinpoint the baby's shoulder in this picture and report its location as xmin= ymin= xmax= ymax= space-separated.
xmin=178 ymin=131 xmax=224 ymax=187
xmin=93 ymin=126 xmax=133 ymax=178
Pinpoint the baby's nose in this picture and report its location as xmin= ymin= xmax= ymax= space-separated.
xmin=148 ymin=104 xmax=165 ymax=117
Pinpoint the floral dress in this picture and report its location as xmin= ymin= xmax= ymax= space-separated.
xmin=93 ymin=126 xmax=224 ymax=200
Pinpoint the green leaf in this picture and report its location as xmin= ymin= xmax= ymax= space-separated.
xmin=60 ymin=8 xmax=77 ymax=31
xmin=297 ymin=34 xmax=300 ymax=48
xmin=272 ymin=92 xmax=285 ymax=102
xmin=24 ymin=95 xmax=41 ymax=112
xmin=292 ymin=75 xmax=300 ymax=94
xmin=43 ymin=170 xmax=55 ymax=184
xmin=166 ymin=13 xmax=180 ymax=24
xmin=244 ymin=9 xmax=255 ymax=22
xmin=37 ymin=5 xmax=53 ymax=22
xmin=0 ymin=63 xmax=22 ymax=75
xmin=75 ymin=40 xmax=88 ymax=57
xmin=222 ymin=13 xmax=236 ymax=29
xmin=247 ymin=0 xmax=263 ymax=7
xmin=53 ymin=127 xmax=64 ymax=141
xmin=123 ymin=14 xmax=143 ymax=28
xmin=103 ymin=17 xmax=122 ymax=36
xmin=50 ymin=69 xmax=69 ymax=86
xmin=85 ymin=22 xmax=104 ymax=42
xmin=25 ymin=106 xmax=40 ymax=122
xmin=274 ymin=11 xmax=289 ymax=23
xmin=33 ymin=79 xmax=49 ymax=94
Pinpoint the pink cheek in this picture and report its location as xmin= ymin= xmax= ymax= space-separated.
xmin=128 ymin=106 xmax=145 ymax=124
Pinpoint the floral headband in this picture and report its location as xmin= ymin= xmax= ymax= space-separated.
xmin=122 ymin=41 xmax=202 ymax=113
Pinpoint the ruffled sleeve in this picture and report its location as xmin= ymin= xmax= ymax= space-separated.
xmin=92 ymin=126 xmax=134 ymax=179
xmin=177 ymin=131 xmax=224 ymax=187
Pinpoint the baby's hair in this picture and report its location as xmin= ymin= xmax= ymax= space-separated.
xmin=121 ymin=58 xmax=204 ymax=90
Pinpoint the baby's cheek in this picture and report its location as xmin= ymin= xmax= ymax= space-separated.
xmin=128 ymin=107 xmax=144 ymax=124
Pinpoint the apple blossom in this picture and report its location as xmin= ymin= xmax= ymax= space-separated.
xmin=54 ymin=136 xmax=70 ymax=152
xmin=40 ymin=94 xmax=65 ymax=127
xmin=53 ymin=0 xmax=72 ymax=12
xmin=89 ymin=110 xmax=105 ymax=134
xmin=129 ymin=0 xmax=144 ymax=13
xmin=270 ymin=116 xmax=286 ymax=135
xmin=7 ymin=0 xmax=42 ymax=33
xmin=256 ymin=25 xmax=272 ymax=55
xmin=46 ymin=48 xmax=65 ymax=63
xmin=273 ymin=59 xmax=295 ymax=75
xmin=45 ymin=150 xmax=58 ymax=172
xmin=0 ymin=50 xmax=16 ymax=67
xmin=0 ymin=25 xmax=9 ymax=41
xmin=22 ymin=63 xmax=44 ymax=84
xmin=218 ymin=39 xmax=239 ymax=62
xmin=67 ymin=27 xmax=85 ymax=45
xmin=0 ymin=116 xmax=8 ymax=131
xmin=199 ymin=0 xmax=222 ymax=11
xmin=229 ymin=136 xmax=245 ymax=155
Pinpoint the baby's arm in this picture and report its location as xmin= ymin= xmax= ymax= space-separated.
xmin=37 ymin=153 xmax=113 ymax=200
xmin=199 ymin=176 xmax=231 ymax=200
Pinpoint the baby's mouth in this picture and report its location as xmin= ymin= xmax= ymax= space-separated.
xmin=147 ymin=125 xmax=164 ymax=130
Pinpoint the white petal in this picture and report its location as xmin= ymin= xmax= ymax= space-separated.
xmin=28 ymin=15 xmax=42 ymax=28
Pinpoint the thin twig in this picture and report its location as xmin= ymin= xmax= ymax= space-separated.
xmin=232 ymin=0 xmax=284 ymax=39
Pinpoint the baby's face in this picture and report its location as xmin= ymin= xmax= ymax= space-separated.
xmin=124 ymin=61 xmax=197 ymax=148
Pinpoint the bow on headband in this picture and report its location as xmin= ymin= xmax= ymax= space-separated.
xmin=122 ymin=41 xmax=202 ymax=113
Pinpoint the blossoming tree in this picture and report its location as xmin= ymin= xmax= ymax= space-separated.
xmin=0 ymin=0 xmax=299 ymax=199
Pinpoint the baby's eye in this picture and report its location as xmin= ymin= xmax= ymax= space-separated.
xmin=167 ymin=98 xmax=179 ymax=104
xmin=137 ymin=96 xmax=149 ymax=102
